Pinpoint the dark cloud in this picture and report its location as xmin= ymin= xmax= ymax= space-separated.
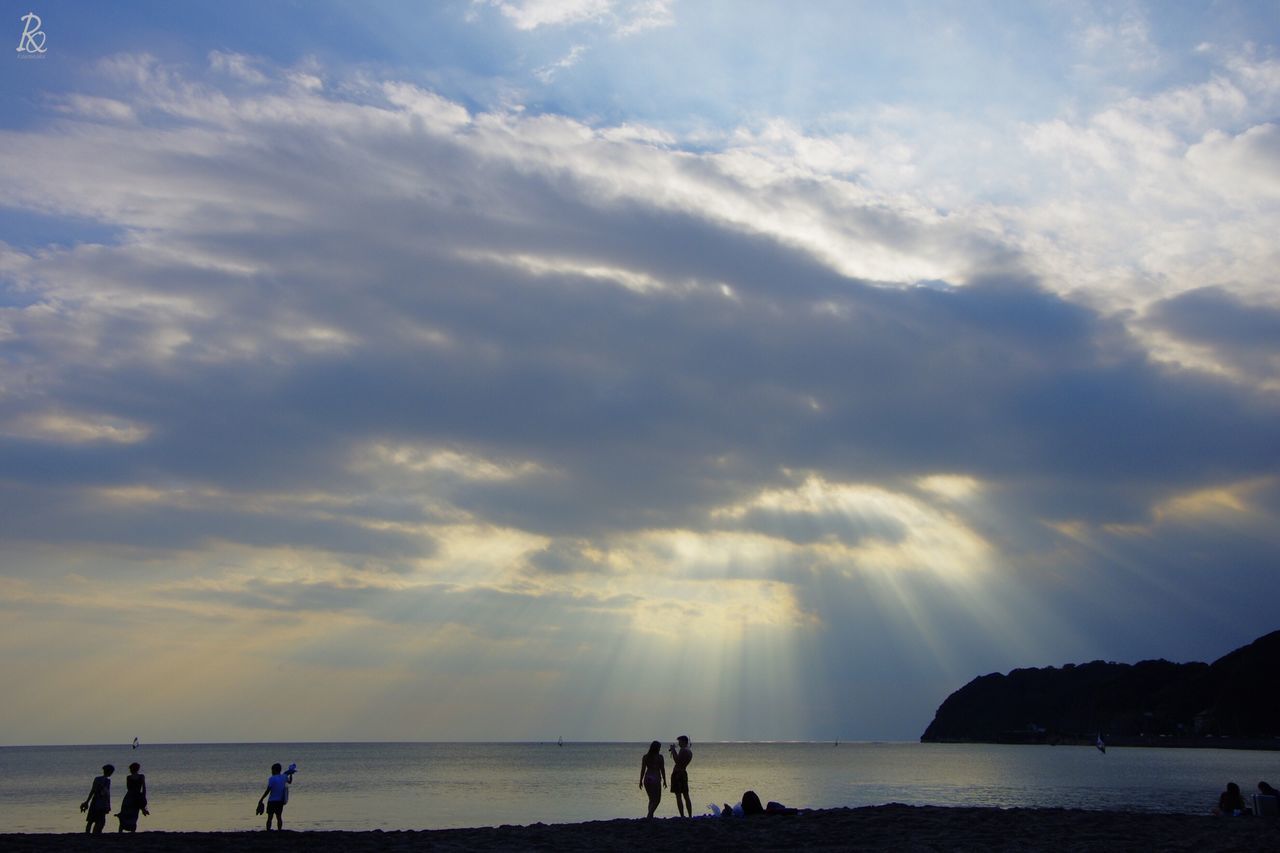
xmin=5 ymin=110 xmax=1279 ymax=545
xmin=3 ymin=65 xmax=1280 ymax=742
xmin=165 ymin=576 xmax=640 ymax=640
xmin=0 ymin=481 xmax=434 ymax=561
xmin=1147 ymin=286 xmax=1280 ymax=382
xmin=525 ymin=538 xmax=613 ymax=575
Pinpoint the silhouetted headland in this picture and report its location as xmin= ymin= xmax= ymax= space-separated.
xmin=922 ymin=630 xmax=1280 ymax=749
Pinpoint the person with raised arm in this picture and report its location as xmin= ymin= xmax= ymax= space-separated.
xmin=668 ymin=735 xmax=693 ymax=817
xmin=256 ymin=762 xmax=293 ymax=830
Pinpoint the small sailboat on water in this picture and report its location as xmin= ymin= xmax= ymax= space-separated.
xmin=557 ymin=736 xmax=563 ymax=747
xmin=132 ymin=737 xmax=140 ymax=750
xmin=1095 ymin=733 xmax=1106 ymax=754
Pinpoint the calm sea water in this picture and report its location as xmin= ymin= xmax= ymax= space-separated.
xmin=1 ymin=742 xmax=1275 ymax=833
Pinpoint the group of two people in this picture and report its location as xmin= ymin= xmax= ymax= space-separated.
xmin=639 ymin=735 xmax=693 ymax=818
xmin=1215 ymin=780 xmax=1279 ymax=816
xmin=80 ymin=762 xmax=148 ymax=834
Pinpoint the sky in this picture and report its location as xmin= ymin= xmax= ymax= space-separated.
xmin=1 ymin=0 xmax=1278 ymax=745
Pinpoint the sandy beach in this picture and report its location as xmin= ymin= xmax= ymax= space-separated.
xmin=5 ymin=805 xmax=1276 ymax=852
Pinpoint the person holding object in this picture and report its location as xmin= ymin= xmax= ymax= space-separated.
xmin=256 ymin=762 xmax=292 ymax=830
xmin=115 ymin=762 xmax=149 ymax=832
xmin=638 ymin=741 xmax=666 ymax=819
xmin=668 ymin=736 xmax=693 ymax=817
xmin=80 ymin=764 xmax=114 ymax=834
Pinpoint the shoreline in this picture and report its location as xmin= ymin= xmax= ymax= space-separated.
xmin=4 ymin=805 xmax=1276 ymax=852
xmin=922 ymin=735 xmax=1280 ymax=751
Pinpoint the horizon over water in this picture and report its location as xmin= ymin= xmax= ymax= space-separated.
xmin=2 ymin=741 xmax=1275 ymax=833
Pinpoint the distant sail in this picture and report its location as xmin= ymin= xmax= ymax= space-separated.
xmin=1095 ymin=734 xmax=1106 ymax=754
xmin=132 ymin=737 xmax=139 ymax=749
xmin=557 ymin=736 xmax=563 ymax=747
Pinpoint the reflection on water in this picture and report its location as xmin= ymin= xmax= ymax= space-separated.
xmin=0 ymin=741 xmax=1273 ymax=833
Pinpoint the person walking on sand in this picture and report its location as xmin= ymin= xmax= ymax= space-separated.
xmin=80 ymin=764 xmax=114 ymax=834
xmin=115 ymin=762 xmax=149 ymax=832
xmin=668 ymin=735 xmax=693 ymax=817
xmin=638 ymin=741 xmax=666 ymax=818
xmin=256 ymin=763 xmax=292 ymax=830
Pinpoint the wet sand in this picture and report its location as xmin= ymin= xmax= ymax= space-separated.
xmin=5 ymin=804 xmax=1276 ymax=852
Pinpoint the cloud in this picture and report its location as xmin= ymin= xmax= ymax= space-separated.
xmin=525 ymin=538 xmax=613 ymax=574
xmin=488 ymin=0 xmax=611 ymax=31
xmin=1072 ymin=5 xmax=1160 ymax=74
xmin=208 ymin=50 xmax=268 ymax=85
xmin=483 ymin=0 xmax=672 ymax=35
xmin=2 ymin=50 xmax=1279 ymax=741
xmin=3 ymin=59 xmax=1275 ymax=548
xmin=534 ymin=44 xmax=588 ymax=83
xmin=1186 ymin=122 xmax=1280 ymax=200
xmin=1146 ymin=286 xmax=1280 ymax=385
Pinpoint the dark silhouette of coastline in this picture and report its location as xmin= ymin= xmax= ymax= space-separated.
xmin=921 ymin=630 xmax=1280 ymax=749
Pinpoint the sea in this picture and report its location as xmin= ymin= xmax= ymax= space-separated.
xmin=1 ymin=741 xmax=1276 ymax=833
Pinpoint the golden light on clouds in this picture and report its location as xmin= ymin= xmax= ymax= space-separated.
xmin=711 ymin=474 xmax=995 ymax=579
xmin=358 ymin=442 xmax=548 ymax=482
xmin=3 ymin=411 xmax=150 ymax=444
xmin=1151 ymin=478 xmax=1267 ymax=523
xmin=456 ymin=249 xmax=673 ymax=294
xmin=916 ymin=474 xmax=982 ymax=501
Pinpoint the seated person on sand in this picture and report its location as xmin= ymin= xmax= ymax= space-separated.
xmin=1256 ymin=781 xmax=1279 ymax=816
xmin=1213 ymin=781 xmax=1250 ymax=816
xmin=732 ymin=791 xmax=798 ymax=817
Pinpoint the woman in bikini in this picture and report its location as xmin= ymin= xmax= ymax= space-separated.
xmin=638 ymin=740 xmax=666 ymax=818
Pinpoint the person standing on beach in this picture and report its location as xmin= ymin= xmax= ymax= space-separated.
xmin=80 ymin=764 xmax=114 ymax=834
xmin=639 ymin=741 xmax=666 ymax=818
xmin=668 ymin=736 xmax=693 ymax=817
xmin=256 ymin=762 xmax=292 ymax=830
xmin=115 ymin=762 xmax=149 ymax=832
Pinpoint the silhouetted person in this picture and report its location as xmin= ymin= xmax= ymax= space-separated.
xmin=668 ymin=735 xmax=692 ymax=817
xmin=80 ymin=764 xmax=114 ymax=834
xmin=1257 ymin=781 xmax=1280 ymax=816
xmin=742 ymin=789 xmax=765 ymax=815
xmin=115 ymin=762 xmax=149 ymax=832
xmin=638 ymin=741 xmax=666 ymax=818
xmin=1214 ymin=781 xmax=1249 ymax=816
xmin=256 ymin=762 xmax=292 ymax=830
